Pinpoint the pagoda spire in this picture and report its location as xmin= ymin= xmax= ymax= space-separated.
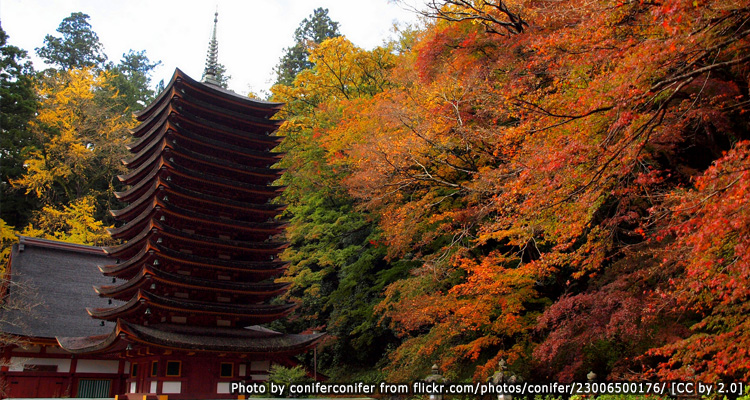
xmin=202 ymin=10 xmax=221 ymax=86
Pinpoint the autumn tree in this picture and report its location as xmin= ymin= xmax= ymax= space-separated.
xmin=321 ymin=0 xmax=750 ymax=382
xmin=413 ymin=0 xmax=527 ymax=34
xmin=270 ymin=36 xmax=404 ymax=377
xmin=7 ymin=12 xmax=159 ymax=247
xmin=36 ymin=12 xmax=161 ymax=113
xmin=12 ymin=67 xmax=133 ymax=236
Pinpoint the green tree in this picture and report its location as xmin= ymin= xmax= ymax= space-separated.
xmin=36 ymin=12 xmax=107 ymax=70
xmin=0 ymin=26 xmax=38 ymax=228
xmin=273 ymin=8 xmax=340 ymax=85
xmin=107 ymin=50 xmax=161 ymax=112
xmin=271 ymin=37 xmax=402 ymax=379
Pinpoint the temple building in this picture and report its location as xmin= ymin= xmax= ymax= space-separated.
xmin=0 ymin=13 xmax=322 ymax=399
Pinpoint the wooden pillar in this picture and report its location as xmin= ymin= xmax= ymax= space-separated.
xmin=66 ymin=356 xmax=78 ymax=397
xmin=115 ymin=359 xmax=126 ymax=397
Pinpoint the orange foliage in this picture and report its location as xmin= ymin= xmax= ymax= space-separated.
xmin=275 ymin=0 xmax=750 ymax=382
xmin=326 ymin=0 xmax=750 ymax=381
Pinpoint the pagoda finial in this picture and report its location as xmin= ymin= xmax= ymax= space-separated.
xmin=202 ymin=8 xmax=221 ymax=86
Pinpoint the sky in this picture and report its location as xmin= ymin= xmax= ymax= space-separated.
xmin=0 ymin=0 xmax=423 ymax=96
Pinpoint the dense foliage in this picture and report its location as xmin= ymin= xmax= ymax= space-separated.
xmin=273 ymin=0 xmax=750 ymax=383
xmin=1 ymin=14 xmax=158 ymax=251
xmin=0 ymin=26 xmax=38 ymax=228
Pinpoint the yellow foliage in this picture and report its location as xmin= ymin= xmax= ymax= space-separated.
xmin=12 ymin=67 xmax=133 ymax=202
xmin=287 ymin=36 xmax=396 ymax=102
xmin=0 ymin=219 xmax=18 ymax=276
xmin=21 ymin=196 xmax=113 ymax=246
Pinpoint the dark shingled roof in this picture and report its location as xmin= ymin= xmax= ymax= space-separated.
xmin=0 ymin=236 xmax=119 ymax=339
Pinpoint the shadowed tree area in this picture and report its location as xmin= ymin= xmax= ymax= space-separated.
xmin=0 ymin=26 xmax=38 ymax=228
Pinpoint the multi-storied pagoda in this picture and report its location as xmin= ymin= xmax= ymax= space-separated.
xmin=0 ymin=13 xmax=321 ymax=399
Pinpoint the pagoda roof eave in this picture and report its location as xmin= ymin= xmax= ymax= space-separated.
xmin=99 ymin=243 xmax=289 ymax=278
xmin=114 ymin=161 xmax=284 ymax=204
xmin=107 ymin=196 xmax=287 ymax=240
xmin=176 ymin=69 xmax=284 ymax=112
xmin=170 ymin=110 xmax=285 ymax=146
xmin=128 ymin=108 xmax=284 ymax=156
xmin=172 ymin=95 xmax=283 ymax=131
xmin=87 ymin=290 xmax=297 ymax=321
xmin=121 ymin=135 xmax=283 ymax=182
xmin=123 ymin=127 xmax=283 ymax=170
xmin=105 ymin=219 xmax=287 ymax=258
xmin=135 ymin=71 xmax=181 ymax=120
xmin=93 ymin=265 xmax=291 ymax=299
xmin=56 ymin=329 xmax=122 ymax=355
xmin=111 ymin=180 xmax=285 ymax=221
xmin=128 ymin=101 xmax=173 ymax=142
xmin=57 ymin=319 xmax=324 ymax=356
xmin=158 ymin=135 xmax=284 ymax=181
xmin=117 ymin=149 xmax=283 ymax=200
xmin=135 ymin=69 xmax=283 ymax=121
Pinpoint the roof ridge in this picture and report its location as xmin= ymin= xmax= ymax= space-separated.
xmin=17 ymin=235 xmax=105 ymax=255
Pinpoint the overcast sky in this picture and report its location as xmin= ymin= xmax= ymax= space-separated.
xmin=0 ymin=0 xmax=422 ymax=95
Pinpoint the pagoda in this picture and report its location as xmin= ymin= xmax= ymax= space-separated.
xmin=53 ymin=12 xmax=323 ymax=399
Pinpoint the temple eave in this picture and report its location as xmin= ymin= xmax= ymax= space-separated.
xmin=134 ymin=70 xmax=283 ymax=121
xmin=100 ymin=245 xmax=289 ymax=277
xmin=104 ymin=222 xmax=287 ymax=260
xmin=58 ymin=319 xmax=324 ymax=356
xmin=94 ymin=265 xmax=291 ymax=300
xmin=87 ymin=290 xmax=296 ymax=322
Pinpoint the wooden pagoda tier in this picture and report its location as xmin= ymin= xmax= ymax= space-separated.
xmin=92 ymin=69 xmax=297 ymax=329
xmin=57 ymin=319 xmax=325 ymax=357
xmin=87 ymin=290 xmax=296 ymax=326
